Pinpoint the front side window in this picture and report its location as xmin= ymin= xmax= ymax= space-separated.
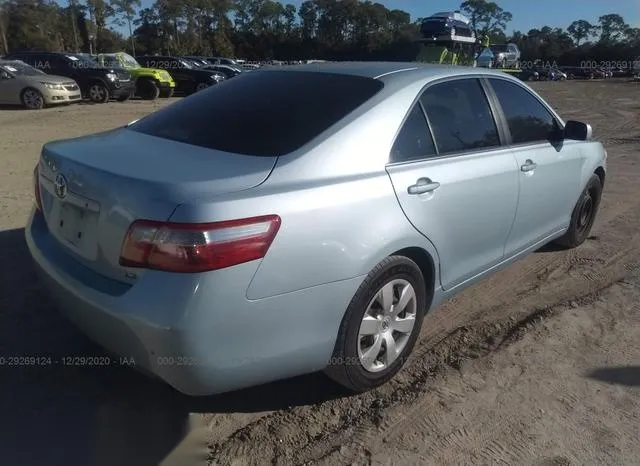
xmin=489 ymin=78 xmax=560 ymax=144
xmin=420 ymin=78 xmax=500 ymax=155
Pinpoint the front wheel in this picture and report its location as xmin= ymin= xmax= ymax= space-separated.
xmin=554 ymin=174 xmax=602 ymax=249
xmin=325 ymin=255 xmax=427 ymax=393
xmin=21 ymin=88 xmax=45 ymax=110
xmin=88 ymin=83 xmax=110 ymax=103
xmin=159 ymin=88 xmax=174 ymax=98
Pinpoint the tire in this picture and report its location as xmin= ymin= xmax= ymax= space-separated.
xmin=159 ymin=88 xmax=174 ymax=98
xmin=21 ymin=88 xmax=45 ymax=110
xmin=138 ymin=79 xmax=160 ymax=100
xmin=554 ymin=174 xmax=602 ymax=249
xmin=325 ymin=255 xmax=427 ymax=393
xmin=88 ymin=82 xmax=110 ymax=103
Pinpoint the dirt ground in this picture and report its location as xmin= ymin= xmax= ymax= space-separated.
xmin=0 ymin=81 xmax=639 ymax=466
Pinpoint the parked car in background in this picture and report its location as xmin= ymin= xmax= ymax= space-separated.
xmin=560 ymin=66 xmax=592 ymax=80
xmin=206 ymin=56 xmax=238 ymax=66
xmin=202 ymin=64 xmax=242 ymax=78
xmin=94 ymin=52 xmax=175 ymax=99
xmin=183 ymin=56 xmax=210 ymax=67
xmin=136 ymin=56 xmax=224 ymax=94
xmin=26 ymin=63 xmax=606 ymax=396
xmin=517 ymin=68 xmax=539 ymax=81
xmin=3 ymin=51 xmax=134 ymax=103
xmin=489 ymin=43 xmax=521 ymax=68
xmin=0 ymin=59 xmax=81 ymax=109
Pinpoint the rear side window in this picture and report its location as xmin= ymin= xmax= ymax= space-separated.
xmin=420 ymin=78 xmax=500 ymax=155
xmin=390 ymin=104 xmax=436 ymax=163
xmin=130 ymin=70 xmax=384 ymax=156
xmin=489 ymin=78 xmax=559 ymax=144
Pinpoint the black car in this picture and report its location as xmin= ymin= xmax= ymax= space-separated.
xmin=205 ymin=64 xmax=242 ymax=78
xmin=206 ymin=56 xmax=238 ymax=67
xmin=136 ymin=56 xmax=224 ymax=94
xmin=3 ymin=51 xmax=134 ymax=103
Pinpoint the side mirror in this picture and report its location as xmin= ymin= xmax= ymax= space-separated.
xmin=0 ymin=71 xmax=11 ymax=80
xmin=564 ymin=120 xmax=592 ymax=141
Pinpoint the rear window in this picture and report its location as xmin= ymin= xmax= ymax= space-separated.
xmin=129 ymin=70 xmax=384 ymax=156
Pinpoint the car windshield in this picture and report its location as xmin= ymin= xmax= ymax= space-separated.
xmin=101 ymin=55 xmax=121 ymax=68
xmin=120 ymin=53 xmax=141 ymax=68
xmin=130 ymin=70 xmax=384 ymax=157
xmin=65 ymin=54 xmax=98 ymax=67
xmin=490 ymin=45 xmax=508 ymax=52
xmin=0 ymin=62 xmax=44 ymax=76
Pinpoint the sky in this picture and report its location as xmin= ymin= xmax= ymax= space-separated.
xmin=123 ymin=0 xmax=639 ymax=35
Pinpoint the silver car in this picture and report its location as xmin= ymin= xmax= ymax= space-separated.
xmin=0 ymin=60 xmax=81 ymax=109
xmin=26 ymin=63 xmax=606 ymax=395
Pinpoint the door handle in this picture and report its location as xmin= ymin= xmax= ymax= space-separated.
xmin=521 ymin=159 xmax=537 ymax=172
xmin=408 ymin=177 xmax=440 ymax=195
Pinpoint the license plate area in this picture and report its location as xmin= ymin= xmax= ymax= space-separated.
xmin=59 ymin=203 xmax=85 ymax=246
xmin=46 ymin=192 xmax=100 ymax=261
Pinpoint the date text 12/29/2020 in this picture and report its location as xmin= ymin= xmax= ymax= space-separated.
xmin=0 ymin=355 xmax=135 ymax=367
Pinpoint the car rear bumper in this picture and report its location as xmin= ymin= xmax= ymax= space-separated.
xmin=25 ymin=208 xmax=360 ymax=395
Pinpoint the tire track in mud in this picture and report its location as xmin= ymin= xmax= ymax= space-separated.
xmin=207 ymin=82 xmax=640 ymax=466
xmin=209 ymin=246 xmax=640 ymax=465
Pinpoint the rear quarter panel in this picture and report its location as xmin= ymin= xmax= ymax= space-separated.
xmin=168 ymin=81 xmax=443 ymax=300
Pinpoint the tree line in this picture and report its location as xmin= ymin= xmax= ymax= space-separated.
xmin=0 ymin=0 xmax=639 ymax=65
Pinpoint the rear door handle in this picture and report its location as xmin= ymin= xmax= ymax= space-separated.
xmin=521 ymin=159 xmax=537 ymax=172
xmin=408 ymin=177 xmax=440 ymax=195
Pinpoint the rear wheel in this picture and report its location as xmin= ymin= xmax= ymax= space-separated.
xmin=325 ymin=256 xmax=427 ymax=393
xmin=554 ymin=174 xmax=602 ymax=249
xmin=21 ymin=88 xmax=45 ymax=110
xmin=88 ymin=83 xmax=110 ymax=103
xmin=138 ymin=79 xmax=160 ymax=100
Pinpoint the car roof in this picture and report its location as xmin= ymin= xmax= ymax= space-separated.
xmin=260 ymin=61 xmax=522 ymax=86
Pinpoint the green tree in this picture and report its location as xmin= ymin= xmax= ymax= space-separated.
xmin=459 ymin=0 xmax=512 ymax=38
xmin=567 ymin=19 xmax=596 ymax=45
xmin=111 ymin=0 xmax=140 ymax=54
xmin=598 ymin=13 xmax=628 ymax=43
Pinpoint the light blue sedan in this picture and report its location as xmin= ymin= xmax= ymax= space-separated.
xmin=26 ymin=62 xmax=606 ymax=395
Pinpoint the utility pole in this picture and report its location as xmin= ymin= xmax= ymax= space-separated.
xmin=0 ymin=1 xmax=8 ymax=54
xmin=69 ymin=0 xmax=80 ymax=52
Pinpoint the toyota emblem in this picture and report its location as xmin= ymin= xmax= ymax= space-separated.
xmin=54 ymin=173 xmax=68 ymax=199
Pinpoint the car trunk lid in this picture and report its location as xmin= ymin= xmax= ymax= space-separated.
xmin=37 ymin=128 xmax=277 ymax=284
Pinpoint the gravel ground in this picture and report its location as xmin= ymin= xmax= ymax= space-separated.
xmin=0 ymin=80 xmax=639 ymax=466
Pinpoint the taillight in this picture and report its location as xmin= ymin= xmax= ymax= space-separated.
xmin=119 ymin=215 xmax=281 ymax=273
xmin=33 ymin=165 xmax=43 ymax=211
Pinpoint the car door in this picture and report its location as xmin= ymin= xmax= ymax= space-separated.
xmin=486 ymin=77 xmax=584 ymax=256
xmin=386 ymin=77 xmax=519 ymax=291
xmin=0 ymin=67 xmax=22 ymax=104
